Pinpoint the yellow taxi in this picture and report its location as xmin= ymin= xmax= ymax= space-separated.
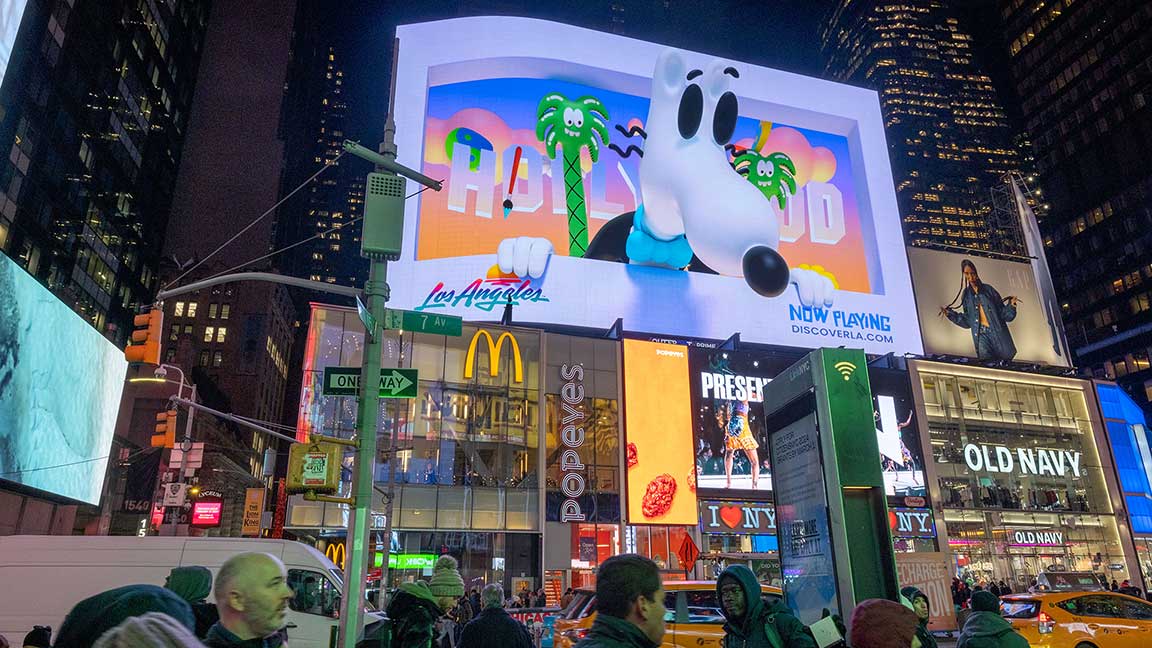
xmin=553 ymin=580 xmax=783 ymax=648
xmin=1000 ymin=590 xmax=1152 ymax=647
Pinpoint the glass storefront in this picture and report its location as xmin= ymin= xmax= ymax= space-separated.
xmin=291 ymin=306 xmax=544 ymax=591
xmin=915 ymin=362 xmax=1136 ymax=590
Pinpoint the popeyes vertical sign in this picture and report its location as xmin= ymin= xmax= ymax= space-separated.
xmin=559 ymin=364 xmax=587 ymax=522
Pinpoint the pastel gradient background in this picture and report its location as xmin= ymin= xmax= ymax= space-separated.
xmin=418 ymin=73 xmax=874 ymax=293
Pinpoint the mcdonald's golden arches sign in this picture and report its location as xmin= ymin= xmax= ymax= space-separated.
xmin=464 ymin=330 xmax=523 ymax=383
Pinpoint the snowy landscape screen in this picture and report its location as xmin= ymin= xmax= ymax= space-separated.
xmin=0 ymin=252 xmax=127 ymax=504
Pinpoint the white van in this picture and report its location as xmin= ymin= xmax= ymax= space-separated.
xmin=0 ymin=535 xmax=384 ymax=648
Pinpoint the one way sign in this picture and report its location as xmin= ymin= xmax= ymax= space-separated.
xmin=322 ymin=366 xmax=419 ymax=399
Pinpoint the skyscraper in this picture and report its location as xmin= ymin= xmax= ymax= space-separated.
xmin=998 ymin=0 xmax=1152 ymax=401
xmin=0 ymin=0 xmax=210 ymax=344
xmin=275 ymin=41 xmax=367 ymax=290
xmin=821 ymin=0 xmax=1022 ymax=253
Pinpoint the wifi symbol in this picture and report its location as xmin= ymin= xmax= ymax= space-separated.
xmin=834 ymin=361 xmax=857 ymax=381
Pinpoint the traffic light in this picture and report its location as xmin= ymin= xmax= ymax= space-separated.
xmin=150 ymin=408 xmax=177 ymax=448
xmin=125 ymin=307 xmax=164 ymax=365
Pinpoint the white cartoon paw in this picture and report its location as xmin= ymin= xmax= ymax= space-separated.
xmin=497 ymin=237 xmax=554 ymax=278
xmin=790 ymin=267 xmax=836 ymax=308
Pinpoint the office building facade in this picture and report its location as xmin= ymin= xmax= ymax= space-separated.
xmin=822 ymin=0 xmax=1021 ymax=253
xmin=998 ymin=0 xmax=1152 ymax=406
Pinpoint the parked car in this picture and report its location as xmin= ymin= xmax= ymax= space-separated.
xmin=1000 ymin=590 xmax=1152 ymax=648
xmin=553 ymin=580 xmax=783 ymax=648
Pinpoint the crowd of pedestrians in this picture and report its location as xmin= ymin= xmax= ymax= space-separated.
xmin=0 ymin=549 xmax=1040 ymax=648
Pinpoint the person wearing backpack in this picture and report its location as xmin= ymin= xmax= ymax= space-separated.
xmin=717 ymin=565 xmax=816 ymax=648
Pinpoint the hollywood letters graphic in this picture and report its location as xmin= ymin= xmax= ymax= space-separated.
xmin=391 ymin=18 xmax=921 ymax=354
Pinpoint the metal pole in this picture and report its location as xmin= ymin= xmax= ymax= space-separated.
xmin=373 ymin=35 xmax=403 ymax=613
xmin=339 ymin=259 xmax=386 ymax=647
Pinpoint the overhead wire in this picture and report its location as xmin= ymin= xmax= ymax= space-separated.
xmin=196 ymin=183 xmax=438 ymax=283
xmin=162 ymin=150 xmax=348 ymax=290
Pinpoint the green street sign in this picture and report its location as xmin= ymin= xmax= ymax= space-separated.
xmin=322 ymin=366 xmax=418 ymax=399
xmin=356 ymin=295 xmax=378 ymax=342
xmin=385 ymin=308 xmax=462 ymax=337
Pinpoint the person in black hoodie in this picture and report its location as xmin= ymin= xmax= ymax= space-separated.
xmin=717 ymin=565 xmax=815 ymax=648
xmin=459 ymin=584 xmax=533 ymax=648
xmin=900 ymin=587 xmax=937 ymax=648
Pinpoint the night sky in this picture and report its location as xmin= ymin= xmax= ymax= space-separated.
xmin=316 ymin=1 xmax=840 ymax=147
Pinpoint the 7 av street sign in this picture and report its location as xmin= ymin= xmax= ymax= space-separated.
xmin=322 ymin=367 xmax=418 ymax=399
xmin=385 ymin=308 xmax=462 ymax=337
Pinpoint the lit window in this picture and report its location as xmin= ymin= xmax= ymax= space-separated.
xmin=169 ymin=324 xmax=179 ymax=341
xmin=198 ymin=350 xmax=210 ymax=366
xmin=212 ymin=351 xmax=224 ymax=368
xmin=221 ymin=304 xmax=230 ymax=320
xmin=204 ymin=326 xmax=215 ymax=342
xmin=183 ymin=325 xmax=193 ymax=336
xmin=174 ymin=301 xmax=185 ymax=317
xmin=208 ymin=303 xmax=218 ymax=319
xmin=187 ymin=302 xmax=198 ymax=317
xmin=216 ymin=327 xmax=227 ymax=343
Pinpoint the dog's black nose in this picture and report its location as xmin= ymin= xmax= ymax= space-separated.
xmin=742 ymin=246 xmax=790 ymax=297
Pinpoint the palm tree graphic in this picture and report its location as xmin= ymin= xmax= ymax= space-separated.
xmin=536 ymin=93 xmax=609 ymax=257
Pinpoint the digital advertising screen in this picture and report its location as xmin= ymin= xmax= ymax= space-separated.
xmin=688 ymin=348 xmax=796 ymax=493
xmin=0 ymin=1 xmax=28 ymax=91
xmin=390 ymin=17 xmax=921 ymax=356
xmin=868 ymin=367 xmax=927 ymax=497
xmin=908 ymin=247 xmax=1069 ymax=366
xmin=622 ymin=339 xmax=697 ymax=525
xmin=0 ymin=252 xmax=127 ymax=504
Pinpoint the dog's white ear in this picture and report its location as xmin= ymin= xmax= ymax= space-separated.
xmin=653 ymin=49 xmax=686 ymax=97
xmin=706 ymin=61 xmax=733 ymax=99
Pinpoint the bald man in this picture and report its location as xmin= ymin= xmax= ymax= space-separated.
xmin=205 ymin=552 xmax=294 ymax=648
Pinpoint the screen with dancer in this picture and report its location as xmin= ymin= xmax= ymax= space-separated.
xmin=870 ymin=367 xmax=927 ymax=497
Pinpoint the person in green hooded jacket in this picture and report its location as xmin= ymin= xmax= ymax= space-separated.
xmin=717 ymin=565 xmax=815 ymax=648
xmin=956 ymin=591 xmax=1028 ymax=648
xmin=899 ymin=586 xmax=937 ymax=648
xmin=387 ymin=581 xmax=446 ymax=648
xmin=575 ymin=554 xmax=666 ymax=648
xmin=165 ymin=566 xmax=220 ymax=638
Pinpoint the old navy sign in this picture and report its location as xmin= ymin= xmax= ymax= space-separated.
xmin=700 ymin=500 xmax=776 ymax=533
xmin=889 ymin=507 xmax=936 ymax=539
xmin=963 ymin=444 xmax=1082 ymax=478
xmin=1010 ymin=530 xmax=1065 ymax=546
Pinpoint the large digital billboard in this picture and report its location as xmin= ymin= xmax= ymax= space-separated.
xmin=622 ymin=339 xmax=697 ymax=525
xmin=684 ymin=347 xmax=927 ymax=497
xmin=688 ymin=348 xmax=795 ymax=493
xmin=390 ymin=17 xmax=921 ymax=355
xmin=908 ymin=247 xmax=1069 ymax=366
xmin=0 ymin=1 xmax=28 ymax=91
xmin=870 ymin=367 xmax=926 ymax=497
xmin=0 ymin=252 xmax=127 ymax=504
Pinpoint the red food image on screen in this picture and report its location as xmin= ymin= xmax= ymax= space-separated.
xmin=687 ymin=469 xmax=696 ymax=492
xmin=642 ymin=474 xmax=677 ymax=518
xmin=627 ymin=443 xmax=638 ymax=468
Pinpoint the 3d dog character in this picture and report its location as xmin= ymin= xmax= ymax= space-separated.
xmin=497 ymin=49 xmax=834 ymax=308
